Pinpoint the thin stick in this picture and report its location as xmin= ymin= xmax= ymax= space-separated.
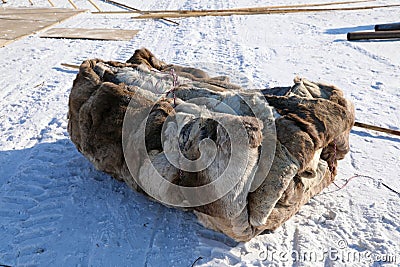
xmin=67 ymin=0 xmax=78 ymax=9
xmin=47 ymin=0 xmax=55 ymax=7
xmin=132 ymin=4 xmax=400 ymax=19
xmin=103 ymin=0 xmax=140 ymax=11
xmin=61 ymin=63 xmax=80 ymax=69
xmin=354 ymin=121 xmax=400 ymax=137
xmin=191 ymin=257 xmax=203 ymax=267
xmin=382 ymin=183 xmax=400 ymax=197
xmin=150 ymin=16 xmax=179 ymax=25
xmin=87 ymin=0 xmax=102 ymax=12
xmin=28 ymin=0 xmax=34 ymax=5
xmin=101 ymin=0 xmax=179 ymax=25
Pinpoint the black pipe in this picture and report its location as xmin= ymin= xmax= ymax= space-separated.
xmin=347 ymin=30 xmax=400 ymax=41
xmin=375 ymin=22 xmax=400 ymax=31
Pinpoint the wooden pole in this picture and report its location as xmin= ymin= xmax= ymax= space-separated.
xmin=354 ymin=122 xmax=400 ymax=137
xmin=102 ymin=0 xmax=179 ymax=25
xmin=347 ymin=30 xmax=400 ymax=40
xmin=61 ymin=63 xmax=80 ymax=69
xmin=375 ymin=22 xmax=400 ymax=31
xmin=47 ymin=0 xmax=55 ymax=7
xmin=93 ymin=11 xmax=136 ymax=14
xmin=67 ymin=0 xmax=78 ymax=9
xmin=132 ymin=4 xmax=400 ymax=20
xmin=137 ymin=0 xmax=376 ymax=14
xmin=87 ymin=0 xmax=102 ymax=12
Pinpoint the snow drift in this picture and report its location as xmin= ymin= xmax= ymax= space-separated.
xmin=67 ymin=48 xmax=354 ymax=241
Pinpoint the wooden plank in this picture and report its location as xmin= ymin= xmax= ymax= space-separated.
xmin=0 ymin=12 xmax=80 ymax=22
xmin=0 ymin=8 xmax=86 ymax=47
xmin=0 ymin=7 xmax=84 ymax=14
xmin=347 ymin=30 xmax=400 ymax=40
xmin=0 ymin=8 xmax=86 ymax=22
xmin=40 ymin=28 xmax=139 ymax=41
xmin=0 ymin=19 xmax=51 ymax=40
xmin=0 ymin=39 xmax=11 ymax=47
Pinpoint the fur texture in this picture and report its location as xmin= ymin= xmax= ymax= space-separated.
xmin=68 ymin=48 xmax=355 ymax=241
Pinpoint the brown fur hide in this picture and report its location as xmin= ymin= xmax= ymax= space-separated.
xmin=68 ymin=48 xmax=354 ymax=242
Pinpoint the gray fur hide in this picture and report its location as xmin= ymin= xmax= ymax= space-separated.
xmin=68 ymin=48 xmax=354 ymax=242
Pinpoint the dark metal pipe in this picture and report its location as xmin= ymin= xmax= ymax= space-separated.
xmin=347 ymin=30 xmax=400 ymax=40
xmin=375 ymin=22 xmax=400 ymax=31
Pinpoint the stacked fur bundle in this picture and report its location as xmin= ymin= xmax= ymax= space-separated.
xmin=68 ymin=48 xmax=354 ymax=241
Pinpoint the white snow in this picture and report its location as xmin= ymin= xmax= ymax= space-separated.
xmin=0 ymin=0 xmax=399 ymax=266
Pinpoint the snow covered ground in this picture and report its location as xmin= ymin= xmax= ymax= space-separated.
xmin=0 ymin=0 xmax=399 ymax=266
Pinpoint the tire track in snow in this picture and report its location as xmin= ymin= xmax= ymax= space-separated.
xmin=77 ymin=1 xmax=188 ymax=265
xmin=0 ymin=139 xmax=75 ymax=266
xmin=343 ymin=42 xmax=399 ymax=70
xmin=0 ymin=43 xmax=80 ymax=149
xmin=0 ymin=10 xmax=181 ymax=265
xmin=292 ymin=227 xmax=300 ymax=267
xmin=143 ymin=206 xmax=164 ymax=267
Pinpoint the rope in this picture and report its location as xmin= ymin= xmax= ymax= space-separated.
xmin=333 ymin=174 xmax=364 ymax=190
xmin=329 ymin=138 xmax=354 ymax=190
xmin=166 ymin=68 xmax=184 ymax=181
xmin=166 ymin=68 xmax=179 ymax=107
xmin=328 ymin=138 xmax=367 ymax=191
xmin=329 ymin=139 xmax=337 ymax=182
xmin=323 ymin=173 xmax=400 ymax=198
xmin=325 ymin=138 xmax=399 ymax=197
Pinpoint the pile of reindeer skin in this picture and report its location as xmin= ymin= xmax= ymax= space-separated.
xmin=67 ymin=48 xmax=354 ymax=241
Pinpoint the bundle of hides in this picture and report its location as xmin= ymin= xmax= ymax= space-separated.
xmin=68 ymin=48 xmax=354 ymax=242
